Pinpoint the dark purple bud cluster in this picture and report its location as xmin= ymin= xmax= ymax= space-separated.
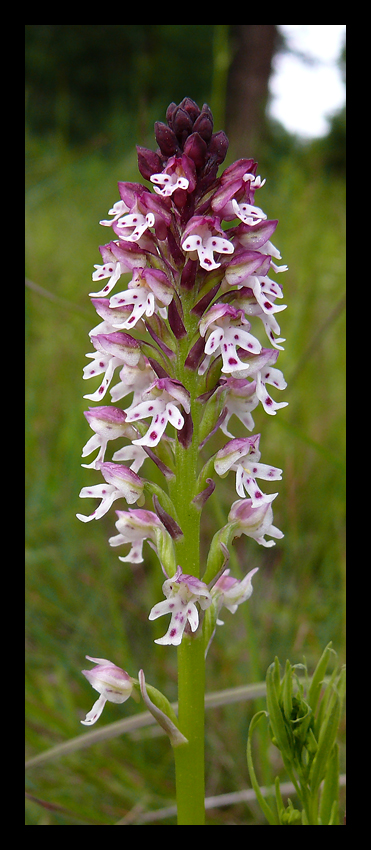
xmin=137 ymin=97 xmax=229 ymax=201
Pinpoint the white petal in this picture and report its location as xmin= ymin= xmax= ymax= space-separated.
xmin=166 ymin=404 xmax=184 ymax=431
xmin=148 ymin=599 xmax=176 ymax=620
xmin=204 ymin=328 xmax=224 ymax=355
xmin=205 ymin=235 xmax=234 ymax=255
xmin=181 ymin=234 xmax=203 ymax=252
xmin=80 ymin=694 xmax=107 ymax=726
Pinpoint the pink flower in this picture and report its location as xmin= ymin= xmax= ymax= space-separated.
xmin=108 ymin=508 xmax=168 ymax=563
xmin=81 ymin=656 xmax=134 ymax=726
xmin=214 ymin=436 xmax=282 ymax=506
xmin=150 ymin=154 xmax=196 ymax=197
xmin=228 ymin=498 xmax=284 ymax=548
xmin=108 ymin=267 xmax=173 ymax=329
xmin=211 ymin=567 xmax=259 ymax=616
xmin=149 ymin=566 xmax=212 ymax=646
xmin=81 ymin=406 xmax=138 ymax=469
xmin=76 ymin=461 xmax=144 ymax=523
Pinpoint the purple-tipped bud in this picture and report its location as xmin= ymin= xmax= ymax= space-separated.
xmin=208 ymin=130 xmax=229 ymax=165
xmin=166 ymin=102 xmax=178 ymax=127
xmin=154 ymin=122 xmax=178 ymax=156
xmin=178 ymin=97 xmax=201 ymax=123
xmin=172 ymin=106 xmax=194 ymax=139
xmin=183 ymin=132 xmax=208 ymax=169
xmin=136 ymin=145 xmax=163 ymax=181
xmin=193 ymin=106 xmax=213 ymax=142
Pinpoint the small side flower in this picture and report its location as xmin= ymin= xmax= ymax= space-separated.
xmin=81 ymin=656 xmax=134 ymax=726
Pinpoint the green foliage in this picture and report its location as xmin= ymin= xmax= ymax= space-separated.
xmin=25 ymin=121 xmax=345 ymax=823
xmin=247 ymin=644 xmax=345 ymax=824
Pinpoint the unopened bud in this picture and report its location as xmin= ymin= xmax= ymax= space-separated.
xmin=183 ymin=132 xmax=208 ymax=168
xmin=136 ymin=145 xmax=163 ymax=181
xmin=154 ymin=122 xmax=178 ymax=156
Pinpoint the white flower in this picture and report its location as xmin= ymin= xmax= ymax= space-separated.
xmin=108 ymin=508 xmax=166 ymax=564
xmin=124 ymin=378 xmax=190 ymax=448
xmin=199 ymin=303 xmax=261 ymax=373
xmin=211 ymin=567 xmax=259 ymax=618
xmin=228 ymin=498 xmax=284 ymax=548
xmin=231 ymin=198 xmax=267 ymax=226
xmin=215 ymin=436 xmax=282 ymax=506
xmin=149 ymin=567 xmax=212 ymax=646
xmin=181 ymin=216 xmax=234 ymax=270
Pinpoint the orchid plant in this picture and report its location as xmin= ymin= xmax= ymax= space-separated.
xmin=77 ymin=97 xmax=288 ymax=824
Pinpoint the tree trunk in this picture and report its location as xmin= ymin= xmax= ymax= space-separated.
xmin=225 ymin=25 xmax=279 ymax=158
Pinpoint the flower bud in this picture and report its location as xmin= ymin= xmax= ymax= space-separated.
xmin=193 ymin=105 xmax=213 ymax=142
xmin=207 ymin=130 xmax=229 ymax=165
xmin=183 ymin=132 xmax=207 ymax=169
xmin=154 ymin=121 xmax=178 ymax=156
xmin=136 ymin=145 xmax=163 ymax=181
xmin=177 ymin=97 xmax=201 ymax=124
xmin=172 ymin=106 xmax=193 ymax=139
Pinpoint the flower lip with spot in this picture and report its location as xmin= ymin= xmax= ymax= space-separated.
xmin=181 ymin=215 xmax=234 ymax=270
xmin=114 ymin=181 xmax=173 ymax=241
xmin=211 ymin=159 xmax=265 ymax=221
xmin=89 ymin=241 xmax=147 ymax=298
xmin=148 ymin=566 xmax=212 ymax=646
xmin=231 ymin=287 xmax=286 ymax=351
xmin=217 ymin=349 xmax=288 ymax=432
xmin=81 ymin=656 xmax=134 ymax=726
xmin=99 ymin=200 xmax=131 ymax=227
xmin=83 ymin=332 xmax=142 ymax=402
xmin=81 ymin=406 xmax=137 ymax=468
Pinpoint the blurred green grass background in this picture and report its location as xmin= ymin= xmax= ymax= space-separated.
xmin=25 ymin=25 xmax=345 ymax=825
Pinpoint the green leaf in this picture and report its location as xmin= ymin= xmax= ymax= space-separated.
xmin=246 ymin=711 xmax=279 ymax=825
xmin=319 ymin=742 xmax=340 ymax=825
xmin=307 ymin=642 xmax=334 ymax=715
xmin=266 ymin=661 xmax=293 ymax=763
xmin=281 ymin=659 xmax=293 ymax=721
xmin=309 ymin=697 xmax=341 ymax=794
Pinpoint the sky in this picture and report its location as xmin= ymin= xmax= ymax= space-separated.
xmin=268 ymin=25 xmax=346 ymax=139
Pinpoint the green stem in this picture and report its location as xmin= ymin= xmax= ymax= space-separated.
xmin=168 ymin=308 xmax=207 ymax=824
xmin=174 ymin=633 xmax=206 ymax=824
xmin=169 ymin=423 xmax=206 ymax=824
